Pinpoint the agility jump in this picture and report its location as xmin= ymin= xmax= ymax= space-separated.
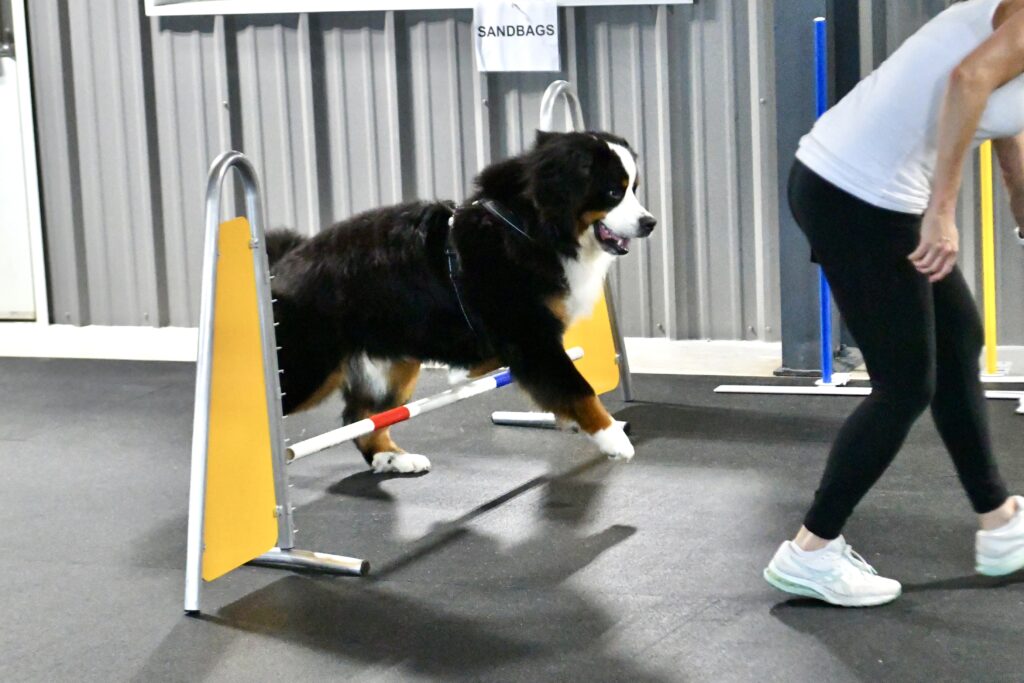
xmin=184 ymin=152 xmax=590 ymax=612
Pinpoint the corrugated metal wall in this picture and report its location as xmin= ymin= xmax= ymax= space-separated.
xmin=27 ymin=0 xmax=778 ymax=341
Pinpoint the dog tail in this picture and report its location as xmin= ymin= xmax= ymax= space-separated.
xmin=265 ymin=229 xmax=307 ymax=266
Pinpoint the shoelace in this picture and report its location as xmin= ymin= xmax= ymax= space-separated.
xmin=821 ymin=543 xmax=879 ymax=582
xmin=842 ymin=545 xmax=878 ymax=575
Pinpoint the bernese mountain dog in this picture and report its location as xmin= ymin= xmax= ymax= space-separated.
xmin=268 ymin=130 xmax=656 ymax=474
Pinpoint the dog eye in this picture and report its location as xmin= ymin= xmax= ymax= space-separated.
xmin=606 ymin=189 xmax=625 ymax=201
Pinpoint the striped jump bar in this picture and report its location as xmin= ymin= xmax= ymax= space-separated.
xmin=286 ymin=347 xmax=584 ymax=463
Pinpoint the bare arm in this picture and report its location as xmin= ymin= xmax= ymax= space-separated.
xmin=911 ymin=6 xmax=1024 ymax=281
xmin=993 ymin=132 xmax=1024 ymax=228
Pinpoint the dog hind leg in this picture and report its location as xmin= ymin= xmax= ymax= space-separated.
xmin=342 ymin=356 xmax=429 ymax=474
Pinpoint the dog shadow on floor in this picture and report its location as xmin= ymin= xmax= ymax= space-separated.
xmin=327 ymin=469 xmax=428 ymax=502
xmin=135 ymin=457 xmax=671 ymax=682
xmin=202 ymin=522 xmax=651 ymax=681
xmin=613 ymin=401 xmax=847 ymax=451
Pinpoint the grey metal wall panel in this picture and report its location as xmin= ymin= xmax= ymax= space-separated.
xmin=993 ymin=174 xmax=1024 ymax=342
xmin=574 ymin=1 xmax=769 ymax=340
xmin=580 ymin=6 xmax=669 ymax=338
xmin=149 ymin=15 xmax=233 ymax=326
xmin=397 ymin=10 xmax=480 ymax=202
xmin=883 ymin=0 xmax=950 ymax=48
xmin=488 ymin=71 xmax=564 ymax=162
xmin=314 ymin=11 xmax=403 ymax=222
xmin=233 ymin=14 xmax=321 ymax=234
xmin=66 ymin=0 xmax=161 ymax=326
xmin=26 ymin=0 xmax=89 ymax=325
xmin=28 ymin=0 xmax=779 ymax=341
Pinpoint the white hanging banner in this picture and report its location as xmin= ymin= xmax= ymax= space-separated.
xmin=474 ymin=1 xmax=560 ymax=73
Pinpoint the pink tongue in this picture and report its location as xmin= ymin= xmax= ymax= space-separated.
xmin=596 ymin=223 xmax=629 ymax=252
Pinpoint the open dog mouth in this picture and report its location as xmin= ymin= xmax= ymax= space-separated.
xmin=593 ymin=221 xmax=631 ymax=256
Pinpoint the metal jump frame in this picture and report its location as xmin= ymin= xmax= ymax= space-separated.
xmin=185 ymin=153 xmax=594 ymax=612
xmin=184 ymin=152 xmax=366 ymax=614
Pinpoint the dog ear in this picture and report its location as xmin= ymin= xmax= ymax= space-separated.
xmin=535 ymin=130 xmax=559 ymax=147
xmin=528 ymin=138 xmax=593 ymax=254
xmin=531 ymin=135 xmax=593 ymax=200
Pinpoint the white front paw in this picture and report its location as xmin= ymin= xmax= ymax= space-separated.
xmin=371 ymin=452 xmax=432 ymax=474
xmin=589 ymin=424 xmax=635 ymax=461
xmin=447 ymin=367 xmax=470 ymax=385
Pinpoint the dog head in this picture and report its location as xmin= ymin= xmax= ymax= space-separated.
xmin=528 ymin=131 xmax=656 ymax=256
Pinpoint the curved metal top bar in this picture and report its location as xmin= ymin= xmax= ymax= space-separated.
xmin=204 ymin=150 xmax=265 ymax=241
xmin=539 ymin=80 xmax=585 ymax=133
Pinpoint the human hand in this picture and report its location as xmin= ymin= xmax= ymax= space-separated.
xmin=909 ymin=210 xmax=959 ymax=282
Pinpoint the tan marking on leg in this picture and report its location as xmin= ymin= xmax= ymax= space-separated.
xmin=294 ymin=366 xmax=345 ymax=413
xmin=569 ymin=395 xmax=614 ymax=435
xmin=355 ymin=428 xmax=403 ymax=457
xmin=354 ymin=359 xmax=422 ymax=458
xmin=388 ymin=358 xmax=421 ymax=404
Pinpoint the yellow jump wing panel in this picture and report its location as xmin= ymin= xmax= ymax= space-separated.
xmin=563 ymin=290 xmax=620 ymax=396
xmin=202 ymin=217 xmax=279 ymax=581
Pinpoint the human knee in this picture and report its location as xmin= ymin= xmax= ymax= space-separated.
xmin=878 ymin=371 xmax=935 ymax=415
xmin=962 ymin=316 xmax=984 ymax=358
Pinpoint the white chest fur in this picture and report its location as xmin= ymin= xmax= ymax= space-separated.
xmin=561 ymin=235 xmax=615 ymax=324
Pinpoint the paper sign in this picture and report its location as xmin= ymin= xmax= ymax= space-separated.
xmin=474 ymin=1 xmax=559 ymax=73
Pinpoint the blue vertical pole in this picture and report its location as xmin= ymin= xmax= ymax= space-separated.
xmin=814 ymin=17 xmax=833 ymax=384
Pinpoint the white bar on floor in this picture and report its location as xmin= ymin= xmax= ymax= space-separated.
xmin=490 ymin=411 xmax=629 ymax=432
xmin=986 ymin=390 xmax=1024 ymax=400
xmin=714 ymin=385 xmax=871 ymax=396
xmin=491 ymin=411 xmax=559 ymax=428
xmin=715 ymin=384 xmax=1024 ymax=400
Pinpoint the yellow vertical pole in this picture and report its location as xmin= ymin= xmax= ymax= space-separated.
xmin=980 ymin=141 xmax=999 ymax=376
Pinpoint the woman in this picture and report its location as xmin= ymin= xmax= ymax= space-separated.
xmin=764 ymin=0 xmax=1024 ymax=607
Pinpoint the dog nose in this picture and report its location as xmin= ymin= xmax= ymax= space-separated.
xmin=638 ymin=215 xmax=657 ymax=236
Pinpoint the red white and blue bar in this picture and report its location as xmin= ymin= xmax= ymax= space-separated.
xmin=286 ymin=347 xmax=584 ymax=463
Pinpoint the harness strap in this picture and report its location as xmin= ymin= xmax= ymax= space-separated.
xmin=475 ymin=199 xmax=534 ymax=242
xmin=445 ymin=215 xmax=477 ymax=335
xmin=444 ymin=198 xmax=533 ymax=338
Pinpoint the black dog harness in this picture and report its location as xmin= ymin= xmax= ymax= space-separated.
xmin=445 ymin=199 xmax=533 ymax=336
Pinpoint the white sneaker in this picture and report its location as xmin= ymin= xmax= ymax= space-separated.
xmin=976 ymin=495 xmax=1024 ymax=577
xmin=764 ymin=536 xmax=902 ymax=607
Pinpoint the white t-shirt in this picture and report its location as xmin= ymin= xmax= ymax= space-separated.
xmin=797 ymin=0 xmax=1024 ymax=214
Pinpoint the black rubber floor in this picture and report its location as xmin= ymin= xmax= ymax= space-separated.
xmin=1 ymin=358 xmax=1022 ymax=682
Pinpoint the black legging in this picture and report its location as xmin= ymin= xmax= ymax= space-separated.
xmin=789 ymin=160 xmax=1009 ymax=540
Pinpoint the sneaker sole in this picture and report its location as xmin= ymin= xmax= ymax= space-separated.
xmin=976 ymin=548 xmax=1024 ymax=577
xmin=763 ymin=565 xmax=900 ymax=607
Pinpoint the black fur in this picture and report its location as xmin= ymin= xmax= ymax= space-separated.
xmin=270 ymin=131 xmax=647 ymax=435
xmin=265 ymin=229 xmax=307 ymax=265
